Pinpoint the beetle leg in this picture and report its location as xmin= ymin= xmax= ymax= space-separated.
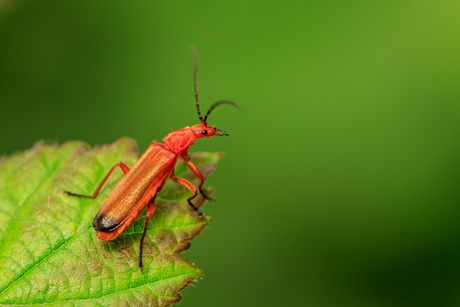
xmin=64 ymin=162 xmax=130 ymax=199
xmin=170 ymin=171 xmax=203 ymax=215
xmin=181 ymin=153 xmax=216 ymax=201
xmin=139 ymin=198 xmax=156 ymax=271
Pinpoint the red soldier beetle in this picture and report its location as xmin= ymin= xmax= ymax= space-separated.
xmin=65 ymin=48 xmax=240 ymax=270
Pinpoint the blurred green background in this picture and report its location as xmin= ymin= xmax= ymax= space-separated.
xmin=1 ymin=1 xmax=460 ymax=306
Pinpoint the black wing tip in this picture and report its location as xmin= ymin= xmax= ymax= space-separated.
xmin=93 ymin=212 xmax=120 ymax=232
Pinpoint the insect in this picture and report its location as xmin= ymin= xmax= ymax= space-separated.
xmin=65 ymin=48 xmax=239 ymax=270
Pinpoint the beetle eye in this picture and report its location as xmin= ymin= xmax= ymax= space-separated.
xmin=200 ymin=130 xmax=207 ymax=136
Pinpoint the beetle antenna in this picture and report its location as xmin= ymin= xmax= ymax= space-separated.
xmin=191 ymin=44 xmax=206 ymax=125
xmin=204 ymin=100 xmax=241 ymax=123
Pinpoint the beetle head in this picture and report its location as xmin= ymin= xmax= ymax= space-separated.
xmin=193 ymin=100 xmax=240 ymax=138
xmin=191 ymin=124 xmax=228 ymax=139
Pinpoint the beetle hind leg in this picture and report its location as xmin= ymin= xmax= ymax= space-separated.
xmin=65 ymin=162 xmax=130 ymax=199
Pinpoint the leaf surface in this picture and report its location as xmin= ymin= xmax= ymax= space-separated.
xmin=0 ymin=138 xmax=220 ymax=306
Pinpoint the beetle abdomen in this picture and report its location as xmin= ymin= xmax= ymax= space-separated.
xmin=92 ymin=142 xmax=176 ymax=240
xmin=93 ymin=212 xmax=119 ymax=232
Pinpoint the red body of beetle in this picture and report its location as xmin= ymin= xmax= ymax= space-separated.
xmin=65 ymin=48 xmax=239 ymax=269
xmin=92 ymin=124 xmax=221 ymax=242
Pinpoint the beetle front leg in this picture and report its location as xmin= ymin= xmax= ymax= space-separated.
xmin=181 ymin=153 xmax=216 ymax=201
xmin=170 ymin=171 xmax=203 ymax=215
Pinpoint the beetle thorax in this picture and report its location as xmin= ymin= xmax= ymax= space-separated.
xmin=162 ymin=127 xmax=196 ymax=154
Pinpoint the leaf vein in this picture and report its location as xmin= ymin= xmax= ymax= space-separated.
xmin=0 ymin=151 xmax=69 ymax=255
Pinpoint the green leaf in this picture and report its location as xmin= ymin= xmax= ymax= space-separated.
xmin=0 ymin=138 xmax=221 ymax=306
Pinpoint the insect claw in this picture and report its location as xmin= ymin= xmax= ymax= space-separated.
xmin=64 ymin=191 xmax=94 ymax=199
xmin=201 ymin=192 xmax=216 ymax=202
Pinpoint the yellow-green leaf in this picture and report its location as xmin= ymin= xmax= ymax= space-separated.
xmin=0 ymin=138 xmax=220 ymax=306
